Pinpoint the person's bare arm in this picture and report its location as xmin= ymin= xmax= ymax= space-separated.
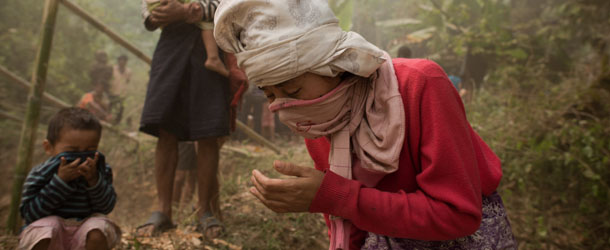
xmin=126 ymin=70 xmax=132 ymax=84
xmin=141 ymin=0 xmax=159 ymax=31
xmin=142 ymin=0 xmax=204 ymax=31
xmin=87 ymin=101 xmax=112 ymax=122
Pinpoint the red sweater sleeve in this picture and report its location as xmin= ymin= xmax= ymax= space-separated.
xmin=308 ymin=60 xmax=487 ymax=241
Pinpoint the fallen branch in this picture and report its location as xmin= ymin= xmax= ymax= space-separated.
xmin=236 ymin=121 xmax=281 ymax=154
xmin=211 ymin=238 xmax=243 ymax=250
xmin=221 ymin=145 xmax=252 ymax=157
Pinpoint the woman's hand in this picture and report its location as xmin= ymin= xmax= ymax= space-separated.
xmin=250 ymin=160 xmax=324 ymax=213
xmin=150 ymin=0 xmax=202 ymax=26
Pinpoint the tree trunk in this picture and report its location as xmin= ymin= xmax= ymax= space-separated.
xmin=6 ymin=0 xmax=61 ymax=233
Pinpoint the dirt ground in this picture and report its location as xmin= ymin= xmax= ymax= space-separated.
xmin=0 ymin=132 xmax=329 ymax=250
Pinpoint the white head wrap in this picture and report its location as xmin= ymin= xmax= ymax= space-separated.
xmin=215 ymin=2 xmax=406 ymax=250
xmin=214 ymin=0 xmax=386 ymax=86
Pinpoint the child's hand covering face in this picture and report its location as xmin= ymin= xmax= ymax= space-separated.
xmin=57 ymin=157 xmax=84 ymax=183
xmin=78 ymin=152 xmax=100 ymax=187
xmin=55 ymin=151 xmax=99 ymax=185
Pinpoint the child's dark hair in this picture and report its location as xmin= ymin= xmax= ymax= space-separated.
xmin=398 ymin=45 xmax=412 ymax=58
xmin=47 ymin=107 xmax=102 ymax=145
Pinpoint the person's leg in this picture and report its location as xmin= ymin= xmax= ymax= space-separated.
xmin=72 ymin=216 xmax=121 ymax=250
xmin=252 ymin=99 xmax=263 ymax=134
xmin=135 ymin=128 xmax=178 ymax=236
xmin=175 ymin=142 xmax=198 ymax=208
xmin=270 ymin=113 xmax=276 ymax=141
xmin=115 ymin=97 xmax=124 ymax=124
xmin=31 ymin=239 xmax=50 ymax=250
xmin=196 ymin=136 xmax=222 ymax=238
xmin=202 ymin=29 xmax=229 ymax=77
xmin=85 ymin=229 xmax=108 ymax=250
xmin=156 ymin=129 xmax=179 ymax=218
xmin=18 ymin=216 xmax=64 ymax=250
xmin=182 ymin=168 xmax=197 ymax=205
xmin=269 ymin=126 xmax=275 ymax=141
xmin=173 ymin=169 xmax=187 ymax=206
xmin=261 ymin=126 xmax=269 ymax=140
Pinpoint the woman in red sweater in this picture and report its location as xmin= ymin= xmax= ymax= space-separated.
xmin=214 ymin=0 xmax=516 ymax=249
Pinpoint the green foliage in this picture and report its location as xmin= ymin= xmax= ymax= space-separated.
xmin=459 ymin=2 xmax=610 ymax=248
xmin=469 ymin=67 xmax=610 ymax=249
xmin=329 ymin=0 xmax=355 ymax=31
xmin=358 ymin=0 xmax=610 ymax=248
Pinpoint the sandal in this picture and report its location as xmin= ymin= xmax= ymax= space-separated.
xmin=198 ymin=211 xmax=225 ymax=238
xmin=136 ymin=211 xmax=176 ymax=236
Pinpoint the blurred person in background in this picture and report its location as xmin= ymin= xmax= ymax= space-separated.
xmin=78 ymin=79 xmax=112 ymax=123
xmin=109 ymin=54 xmax=132 ymax=124
xmin=172 ymin=142 xmax=198 ymax=209
xmin=89 ymin=51 xmax=113 ymax=93
xmin=397 ymin=45 xmax=412 ymax=58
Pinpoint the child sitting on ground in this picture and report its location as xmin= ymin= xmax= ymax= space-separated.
xmin=145 ymin=0 xmax=229 ymax=77
xmin=17 ymin=107 xmax=120 ymax=250
xmin=78 ymin=80 xmax=113 ymax=123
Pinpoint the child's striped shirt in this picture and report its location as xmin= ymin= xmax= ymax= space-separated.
xmin=19 ymin=152 xmax=117 ymax=225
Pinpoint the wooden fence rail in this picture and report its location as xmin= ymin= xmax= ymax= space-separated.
xmin=0 ymin=64 xmax=139 ymax=143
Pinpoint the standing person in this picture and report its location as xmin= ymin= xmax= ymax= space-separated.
xmin=239 ymin=84 xmax=265 ymax=135
xmin=109 ymin=55 xmax=132 ymax=124
xmin=89 ymin=51 xmax=113 ymax=93
xmin=136 ymin=0 xmax=230 ymax=239
xmin=215 ymin=0 xmax=517 ymax=249
xmin=17 ymin=107 xmax=120 ymax=250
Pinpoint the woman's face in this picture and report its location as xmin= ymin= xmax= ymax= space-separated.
xmin=261 ymin=73 xmax=342 ymax=103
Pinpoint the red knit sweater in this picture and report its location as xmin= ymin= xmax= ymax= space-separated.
xmin=306 ymin=59 xmax=503 ymax=249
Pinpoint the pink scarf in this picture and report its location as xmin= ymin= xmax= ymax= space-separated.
xmin=269 ymin=54 xmax=405 ymax=250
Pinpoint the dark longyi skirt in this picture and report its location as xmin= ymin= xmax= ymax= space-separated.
xmin=140 ymin=22 xmax=230 ymax=141
xmin=362 ymin=192 xmax=517 ymax=250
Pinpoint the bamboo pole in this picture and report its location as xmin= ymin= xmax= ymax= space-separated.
xmin=0 ymin=64 xmax=71 ymax=108
xmin=0 ymin=64 xmax=139 ymax=143
xmin=7 ymin=0 xmax=61 ymax=233
xmin=59 ymin=0 xmax=152 ymax=64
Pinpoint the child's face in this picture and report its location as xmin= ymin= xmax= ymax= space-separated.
xmin=43 ymin=128 xmax=101 ymax=156
xmin=118 ymin=58 xmax=127 ymax=68
xmin=93 ymin=84 xmax=105 ymax=96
